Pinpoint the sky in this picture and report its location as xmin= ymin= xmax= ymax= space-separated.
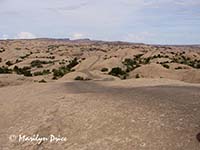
xmin=0 ymin=0 xmax=200 ymax=44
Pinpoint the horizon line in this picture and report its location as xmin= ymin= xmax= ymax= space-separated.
xmin=0 ymin=37 xmax=200 ymax=46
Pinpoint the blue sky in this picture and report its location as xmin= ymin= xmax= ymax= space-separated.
xmin=0 ymin=0 xmax=200 ymax=44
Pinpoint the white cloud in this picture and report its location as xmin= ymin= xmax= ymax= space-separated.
xmin=71 ymin=33 xmax=84 ymax=39
xmin=124 ymin=32 xmax=155 ymax=43
xmin=15 ymin=32 xmax=36 ymax=39
xmin=2 ymin=34 xmax=9 ymax=40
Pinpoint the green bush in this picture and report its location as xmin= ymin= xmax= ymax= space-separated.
xmin=52 ymin=66 xmax=70 ymax=79
xmin=74 ymin=76 xmax=84 ymax=80
xmin=67 ymin=58 xmax=79 ymax=70
xmin=74 ymin=76 xmax=90 ymax=81
xmin=101 ymin=68 xmax=108 ymax=72
xmin=15 ymin=48 xmax=21 ymax=50
xmin=31 ymin=60 xmax=53 ymax=68
xmin=108 ymin=67 xmax=126 ymax=77
xmin=161 ymin=64 xmax=170 ymax=69
xmin=20 ymin=53 xmax=31 ymax=59
xmin=196 ymin=63 xmax=200 ymax=69
xmin=135 ymin=74 xmax=140 ymax=78
xmin=6 ymin=61 xmax=13 ymax=66
xmin=175 ymin=66 xmax=183 ymax=70
xmin=123 ymin=58 xmax=139 ymax=72
xmin=13 ymin=66 xmax=32 ymax=77
xmin=135 ymin=54 xmax=143 ymax=59
xmin=52 ymin=57 xmax=79 ymax=79
xmin=39 ymin=79 xmax=47 ymax=83
xmin=143 ymin=57 xmax=151 ymax=64
xmin=0 ymin=66 xmax=12 ymax=74
xmin=123 ymin=58 xmax=137 ymax=66
xmin=0 ymin=47 xmax=5 ymax=53
xmin=172 ymin=56 xmax=200 ymax=69
xmin=33 ymin=69 xmax=51 ymax=76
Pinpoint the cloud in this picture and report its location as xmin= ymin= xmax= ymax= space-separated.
xmin=124 ymin=32 xmax=155 ymax=43
xmin=15 ymin=32 xmax=36 ymax=39
xmin=2 ymin=34 xmax=9 ymax=40
xmin=0 ymin=0 xmax=199 ymax=44
xmin=49 ymin=1 xmax=89 ymax=12
xmin=71 ymin=33 xmax=84 ymax=39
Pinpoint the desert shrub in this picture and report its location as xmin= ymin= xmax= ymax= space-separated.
xmin=175 ymin=66 xmax=183 ymax=70
xmin=172 ymin=56 xmax=200 ymax=69
xmin=67 ymin=57 xmax=79 ymax=70
xmin=33 ymin=69 xmax=51 ymax=76
xmin=161 ymin=64 xmax=170 ymax=69
xmin=13 ymin=66 xmax=32 ymax=77
xmin=164 ymin=55 xmax=169 ymax=58
xmin=20 ymin=53 xmax=31 ymax=59
xmin=143 ymin=57 xmax=151 ymax=64
xmin=52 ymin=58 xmax=79 ymax=80
xmin=74 ymin=76 xmax=91 ymax=81
xmin=109 ymin=67 xmax=126 ymax=77
xmin=157 ymin=54 xmax=161 ymax=58
xmin=15 ymin=48 xmax=21 ymax=50
xmin=39 ymin=79 xmax=47 ymax=83
xmin=0 ymin=66 xmax=12 ymax=74
xmin=196 ymin=63 xmax=200 ymax=69
xmin=59 ymin=61 xmax=65 ymax=65
xmin=52 ymin=66 xmax=70 ymax=79
xmin=6 ymin=61 xmax=13 ymax=66
xmin=74 ymin=76 xmax=84 ymax=80
xmin=123 ymin=58 xmax=137 ymax=67
xmin=101 ymin=68 xmax=108 ymax=72
xmin=49 ymin=56 xmax=55 ymax=59
xmin=135 ymin=54 xmax=143 ymax=59
xmin=48 ymin=45 xmax=60 ymax=50
xmin=123 ymin=58 xmax=139 ymax=72
xmin=15 ymin=59 xmax=22 ymax=63
xmin=0 ymin=47 xmax=5 ymax=53
xmin=135 ymin=74 xmax=140 ymax=78
xmin=31 ymin=60 xmax=53 ymax=68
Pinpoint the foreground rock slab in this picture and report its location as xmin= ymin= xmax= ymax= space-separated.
xmin=0 ymin=80 xmax=200 ymax=150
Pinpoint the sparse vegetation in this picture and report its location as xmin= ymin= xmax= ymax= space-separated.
xmin=74 ymin=76 xmax=91 ymax=81
xmin=20 ymin=53 xmax=31 ymax=59
xmin=0 ymin=47 xmax=5 ymax=53
xmin=123 ymin=58 xmax=137 ymax=72
xmin=101 ymin=68 xmax=108 ymax=72
xmin=52 ymin=57 xmax=79 ymax=79
xmin=15 ymin=59 xmax=22 ymax=63
xmin=6 ymin=61 xmax=13 ymax=66
xmin=52 ymin=66 xmax=70 ymax=79
xmin=15 ymin=48 xmax=21 ymax=51
xmin=33 ymin=69 xmax=51 ymax=76
xmin=31 ymin=60 xmax=53 ymax=68
xmin=48 ymin=45 xmax=60 ymax=50
xmin=66 ymin=58 xmax=79 ymax=70
xmin=0 ymin=66 xmax=12 ymax=74
xmin=38 ymin=79 xmax=47 ymax=83
xmin=135 ymin=74 xmax=140 ymax=78
xmin=74 ymin=76 xmax=84 ymax=80
xmin=161 ymin=63 xmax=170 ymax=69
xmin=13 ymin=66 xmax=32 ymax=77
xmin=171 ymin=55 xmax=200 ymax=69
xmin=175 ymin=66 xmax=183 ymax=70
xmin=108 ymin=67 xmax=127 ymax=79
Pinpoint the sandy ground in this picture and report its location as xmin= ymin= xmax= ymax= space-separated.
xmin=0 ymin=79 xmax=200 ymax=150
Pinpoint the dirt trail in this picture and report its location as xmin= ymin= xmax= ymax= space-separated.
xmin=79 ymin=55 xmax=101 ymax=79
